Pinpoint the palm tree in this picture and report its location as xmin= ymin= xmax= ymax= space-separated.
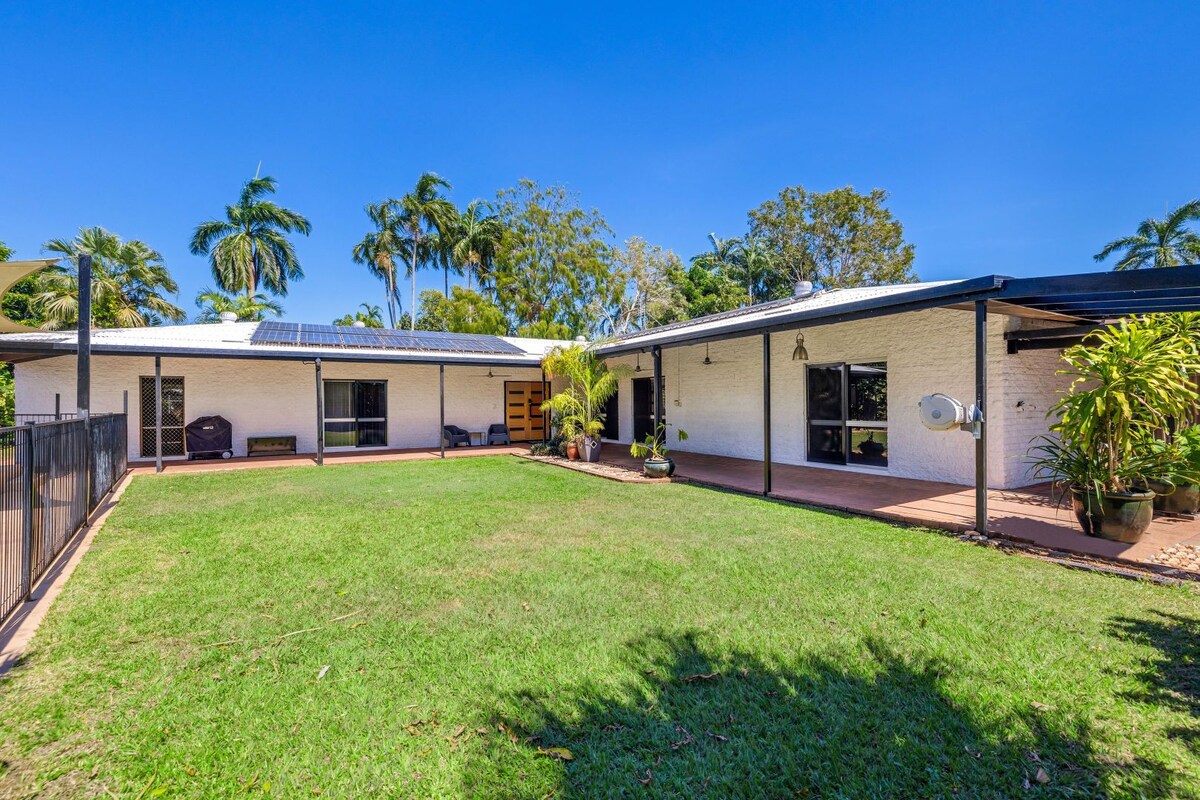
xmin=451 ymin=200 xmax=505 ymax=292
xmin=730 ymin=238 xmax=775 ymax=304
xmin=40 ymin=227 xmax=186 ymax=329
xmin=190 ymin=175 xmax=312 ymax=301
xmin=397 ymin=172 xmax=457 ymax=331
xmin=352 ymin=201 xmax=409 ymax=328
xmin=691 ymin=232 xmax=743 ymax=274
xmin=195 ymin=287 xmax=283 ymax=323
xmin=1094 ymin=200 xmax=1200 ymax=270
xmin=332 ymin=303 xmax=384 ymax=328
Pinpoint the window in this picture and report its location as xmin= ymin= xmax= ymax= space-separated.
xmin=806 ymin=362 xmax=888 ymax=467
xmin=323 ymin=380 xmax=387 ymax=448
xmin=140 ymin=376 xmax=185 ymax=457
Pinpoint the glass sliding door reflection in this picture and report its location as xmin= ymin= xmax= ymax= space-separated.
xmin=323 ymin=380 xmax=387 ymax=447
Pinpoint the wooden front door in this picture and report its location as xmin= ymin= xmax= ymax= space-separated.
xmin=504 ymin=381 xmax=549 ymax=442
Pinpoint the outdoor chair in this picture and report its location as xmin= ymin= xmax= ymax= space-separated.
xmin=443 ymin=425 xmax=471 ymax=448
xmin=487 ymin=424 xmax=511 ymax=445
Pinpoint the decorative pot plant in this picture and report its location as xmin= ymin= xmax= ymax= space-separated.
xmin=541 ymin=343 xmax=630 ymax=464
xmin=1029 ymin=316 xmax=1199 ymax=543
xmin=630 ymin=423 xmax=688 ymax=478
xmin=1150 ymin=425 xmax=1200 ymax=516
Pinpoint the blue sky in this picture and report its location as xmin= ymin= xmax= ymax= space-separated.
xmin=3 ymin=2 xmax=1198 ymax=323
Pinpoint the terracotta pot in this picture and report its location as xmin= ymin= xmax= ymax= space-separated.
xmin=566 ymin=442 xmax=579 ymax=460
xmin=643 ymin=458 xmax=674 ymax=478
xmin=1151 ymin=480 xmax=1200 ymax=516
xmin=1070 ymin=486 xmax=1155 ymax=543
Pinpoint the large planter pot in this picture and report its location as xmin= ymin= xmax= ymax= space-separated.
xmin=581 ymin=437 xmax=601 ymax=463
xmin=565 ymin=442 xmax=579 ymax=460
xmin=1151 ymin=480 xmax=1200 ymax=516
xmin=643 ymin=458 xmax=675 ymax=478
xmin=1070 ymin=486 xmax=1156 ymax=543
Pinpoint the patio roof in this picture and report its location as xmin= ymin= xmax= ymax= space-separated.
xmin=598 ymin=265 xmax=1200 ymax=355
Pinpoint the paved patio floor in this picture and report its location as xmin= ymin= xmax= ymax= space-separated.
xmin=598 ymin=446 xmax=1200 ymax=573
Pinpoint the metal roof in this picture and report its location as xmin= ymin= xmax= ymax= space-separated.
xmin=598 ymin=265 xmax=1200 ymax=355
xmin=0 ymin=321 xmax=565 ymax=367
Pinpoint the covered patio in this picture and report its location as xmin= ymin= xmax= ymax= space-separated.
xmin=598 ymin=447 xmax=1200 ymax=573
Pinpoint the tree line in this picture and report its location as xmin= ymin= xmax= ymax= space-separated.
xmin=3 ymin=181 xmax=1200 ymax=340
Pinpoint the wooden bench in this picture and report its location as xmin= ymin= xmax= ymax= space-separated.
xmin=247 ymin=435 xmax=297 ymax=457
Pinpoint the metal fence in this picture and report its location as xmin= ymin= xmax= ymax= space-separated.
xmin=0 ymin=414 xmax=128 ymax=623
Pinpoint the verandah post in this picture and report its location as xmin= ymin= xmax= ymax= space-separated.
xmin=315 ymin=358 xmax=324 ymax=466
xmin=439 ymin=364 xmax=445 ymax=459
xmin=763 ymin=332 xmax=772 ymax=496
xmin=652 ymin=345 xmax=663 ymax=435
xmin=975 ymin=300 xmax=988 ymax=533
xmin=154 ymin=356 xmax=163 ymax=474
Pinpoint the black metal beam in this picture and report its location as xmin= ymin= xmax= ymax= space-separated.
xmin=975 ymin=301 xmax=987 ymax=534
xmin=439 ymin=364 xmax=446 ymax=459
xmin=154 ymin=356 xmax=163 ymax=474
xmin=315 ymin=358 xmax=324 ymax=466
xmin=762 ymin=333 xmax=771 ymax=496
xmin=652 ymin=346 xmax=663 ymax=433
xmin=997 ymin=264 xmax=1200 ymax=299
xmin=76 ymin=255 xmax=91 ymax=421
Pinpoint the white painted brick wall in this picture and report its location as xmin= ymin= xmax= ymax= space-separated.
xmin=605 ymin=308 xmax=1067 ymax=489
xmin=14 ymin=356 xmax=544 ymax=460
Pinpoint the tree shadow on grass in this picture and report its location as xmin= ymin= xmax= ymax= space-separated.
xmin=1109 ymin=611 xmax=1200 ymax=756
xmin=464 ymin=632 xmax=1181 ymax=798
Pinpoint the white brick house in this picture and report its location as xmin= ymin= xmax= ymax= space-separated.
xmin=0 ymin=270 xmax=1155 ymax=494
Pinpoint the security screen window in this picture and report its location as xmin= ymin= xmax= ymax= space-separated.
xmin=323 ymin=380 xmax=387 ymax=448
xmin=806 ymin=362 xmax=888 ymax=467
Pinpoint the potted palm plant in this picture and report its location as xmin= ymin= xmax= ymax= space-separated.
xmin=630 ymin=423 xmax=688 ymax=478
xmin=541 ymin=343 xmax=630 ymax=463
xmin=1030 ymin=317 xmax=1199 ymax=542
xmin=1150 ymin=425 xmax=1200 ymax=516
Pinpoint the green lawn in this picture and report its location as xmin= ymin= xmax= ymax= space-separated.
xmin=0 ymin=456 xmax=1197 ymax=798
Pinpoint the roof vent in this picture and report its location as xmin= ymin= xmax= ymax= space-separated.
xmin=793 ymin=280 xmax=815 ymax=298
xmin=351 ymin=320 xmax=366 ymax=328
xmin=219 ymin=311 xmax=237 ymax=324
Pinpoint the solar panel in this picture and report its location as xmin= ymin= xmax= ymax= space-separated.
xmin=249 ymin=321 xmax=526 ymax=355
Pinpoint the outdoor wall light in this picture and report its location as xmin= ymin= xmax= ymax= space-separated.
xmin=792 ymin=331 xmax=809 ymax=361
xmin=635 ymin=353 xmax=642 ymax=372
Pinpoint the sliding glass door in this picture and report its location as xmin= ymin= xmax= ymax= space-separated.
xmin=324 ymin=380 xmax=387 ymax=447
xmin=806 ymin=362 xmax=888 ymax=467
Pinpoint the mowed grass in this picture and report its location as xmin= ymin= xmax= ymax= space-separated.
xmin=0 ymin=457 xmax=1197 ymax=798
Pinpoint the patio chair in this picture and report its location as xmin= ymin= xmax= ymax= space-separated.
xmin=486 ymin=424 xmax=511 ymax=445
xmin=443 ymin=425 xmax=471 ymax=448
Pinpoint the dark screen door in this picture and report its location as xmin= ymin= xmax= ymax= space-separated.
xmin=601 ymin=390 xmax=620 ymax=440
xmin=807 ymin=365 xmax=845 ymax=464
xmin=632 ymin=378 xmax=654 ymax=442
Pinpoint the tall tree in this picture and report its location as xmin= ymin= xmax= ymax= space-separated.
xmin=650 ymin=263 xmax=748 ymax=325
xmin=690 ymin=232 xmax=742 ymax=275
xmin=40 ymin=227 xmax=186 ymax=328
xmin=397 ymin=172 xmax=456 ymax=331
xmin=451 ymin=200 xmax=505 ymax=291
xmin=190 ymin=175 xmax=311 ymax=301
xmin=333 ymin=303 xmax=384 ymax=328
xmin=1094 ymin=200 xmax=1200 ymax=270
xmin=490 ymin=179 xmax=621 ymax=336
xmin=593 ymin=237 xmax=681 ymax=336
xmin=352 ymin=201 xmax=408 ymax=328
xmin=0 ymin=240 xmax=12 ymax=261
xmin=415 ymin=288 xmax=509 ymax=335
xmin=748 ymin=185 xmax=916 ymax=294
xmin=195 ymin=288 xmax=283 ymax=322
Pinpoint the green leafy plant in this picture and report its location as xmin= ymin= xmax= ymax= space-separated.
xmin=540 ymin=344 xmax=630 ymax=445
xmin=1031 ymin=316 xmax=1200 ymax=496
xmin=630 ymin=423 xmax=688 ymax=461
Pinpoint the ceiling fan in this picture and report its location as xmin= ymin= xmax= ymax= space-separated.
xmin=700 ymin=343 xmax=731 ymax=366
xmin=477 ymin=369 xmax=513 ymax=379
